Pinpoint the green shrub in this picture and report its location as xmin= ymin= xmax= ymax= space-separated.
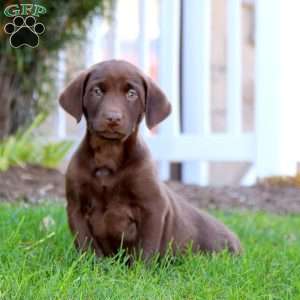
xmin=0 ymin=114 xmax=73 ymax=171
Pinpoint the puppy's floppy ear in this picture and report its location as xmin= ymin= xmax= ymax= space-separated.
xmin=58 ymin=71 xmax=89 ymax=123
xmin=144 ymin=76 xmax=172 ymax=129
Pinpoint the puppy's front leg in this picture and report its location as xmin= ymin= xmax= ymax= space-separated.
xmin=139 ymin=207 xmax=167 ymax=261
xmin=67 ymin=199 xmax=103 ymax=257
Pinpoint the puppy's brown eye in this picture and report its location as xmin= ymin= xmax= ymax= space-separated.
xmin=94 ymin=86 xmax=103 ymax=97
xmin=126 ymin=89 xmax=138 ymax=101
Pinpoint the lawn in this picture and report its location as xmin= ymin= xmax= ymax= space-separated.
xmin=0 ymin=202 xmax=299 ymax=300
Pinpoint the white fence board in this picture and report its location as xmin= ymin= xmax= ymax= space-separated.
xmin=255 ymin=0 xmax=300 ymax=178
xmin=146 ymin=133 xmax=255 ymax=162
xmin=156 ymin=0 xmax=181 ymax=180
xmin=227 ymin=0 xmax=242 ymax=134
xmin=137 ymin=0 xmax=151 ymax=73
xmin=181 ymin=0 xmax=211 ymax=185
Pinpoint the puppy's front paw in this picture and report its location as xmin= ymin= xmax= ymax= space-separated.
xmin=226 ymin=234 xmax=242 ymax=255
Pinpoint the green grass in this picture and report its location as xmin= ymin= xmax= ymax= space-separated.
xmin=0 ymin=203 xmax=300 ymax=300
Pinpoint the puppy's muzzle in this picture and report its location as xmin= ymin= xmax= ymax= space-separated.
xmin=103 ymin=111 xmax=122 ymax=126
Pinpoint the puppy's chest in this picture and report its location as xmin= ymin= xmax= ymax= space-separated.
xmin=93 ymin=167 xmax=114 ymax=191
xmin=84 ymin=167 xmax=140 ymax=248
xmin=87 ymin=166 xmax=134 ymax=208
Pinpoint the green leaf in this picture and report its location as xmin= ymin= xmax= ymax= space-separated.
xmin=0 ymin=114 xmax=73 ymax=171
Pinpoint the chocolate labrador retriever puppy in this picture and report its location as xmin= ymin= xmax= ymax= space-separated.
xmin=59 ymin=60 xmax=241 ymax=260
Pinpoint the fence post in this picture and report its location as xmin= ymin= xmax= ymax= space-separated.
xmin=137 ymin=0 xmax=150 ymax=74
xmin=157 ymin=0 xmax=180 ymax=180
xmin=255 ymin=0 xmax=300 ymax=178
xmin=85 ymin=15 xmax=104 ymax=66
xmin=227 ymin=0 xmax=242 ymax=134
xmin=109 ymin=0 xmax=121 ymax=59
xmin=137 ymin=0 xmax=151 ymax=137
xmin=181 ymin=0 xmax=211 ymax=185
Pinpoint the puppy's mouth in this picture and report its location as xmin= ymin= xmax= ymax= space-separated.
xmin=95 ymin=130 xmax=126 ymax=141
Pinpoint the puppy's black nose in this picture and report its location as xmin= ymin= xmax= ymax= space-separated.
xmin=104 ymin=111 xmax=122 ymax=124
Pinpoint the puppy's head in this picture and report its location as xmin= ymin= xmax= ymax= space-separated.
xmin=59 ymin=60 xmax=171 ymax=141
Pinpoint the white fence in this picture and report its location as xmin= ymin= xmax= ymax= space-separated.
xmin=57 ymin=0 xmax=300 ymax=186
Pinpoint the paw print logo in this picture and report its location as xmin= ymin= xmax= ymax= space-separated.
xmin=4 ymin=16 xmax=45 ymax=48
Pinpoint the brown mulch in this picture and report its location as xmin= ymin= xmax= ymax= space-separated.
xmin=0 ymin=165 xmax=299 ymax=214
xmin=167 ymin=182 xmax=300 ymax=214
xmin=0 ymin=165 xmax=65 ymax=203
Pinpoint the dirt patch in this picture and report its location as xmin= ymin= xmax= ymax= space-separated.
xmin=0 ymin=165 xmax=299 ymax=214
xmin=167 ymin=182 xmax=300 ymax=214
xmin=0 ymin=165 xmax=65 ymax=203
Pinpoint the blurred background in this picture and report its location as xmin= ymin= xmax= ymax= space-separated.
xmin=1 ymin=0 xmax=300 ymax=187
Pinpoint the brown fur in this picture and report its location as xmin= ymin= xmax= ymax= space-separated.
xmin=59 ymin=60 xmax=242 ymax=260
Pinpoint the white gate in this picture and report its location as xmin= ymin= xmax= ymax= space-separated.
xmin=56 ymin=0 xmax=300 ymax=185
